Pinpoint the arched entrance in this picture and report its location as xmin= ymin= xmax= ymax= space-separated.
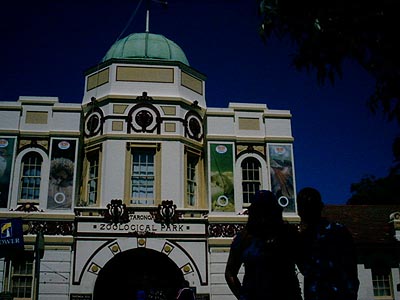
xmin=93 ymin=248 xmax=184 ymax=300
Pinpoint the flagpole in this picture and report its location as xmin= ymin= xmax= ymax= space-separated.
xmin=34 ymin=232 xmax=44 ymax=300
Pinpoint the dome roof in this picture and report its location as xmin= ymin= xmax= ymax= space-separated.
xmin=102 ymin=32 xmax=189 ymax=66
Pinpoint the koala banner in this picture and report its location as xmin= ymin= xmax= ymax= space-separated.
xmin=209 ymin=143 xmax=235 ymax=212
xmin=47 ymin=139 xmax=77 ymax=209
xmin=268 ymin=144 xmax=296 ymax=213
xmin=0 ymin=138 xmax=16 ymax=208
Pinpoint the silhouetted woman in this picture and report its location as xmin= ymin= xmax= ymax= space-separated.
xmin=225 ymin=190 xmax=302 ymax=300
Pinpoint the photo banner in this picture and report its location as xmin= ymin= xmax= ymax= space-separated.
xmin=0 ymin=218 xmax=24 ymax=258
xmin=209 ymin=143 xmax=235 ymax=212
xmin=0 ymin=137 xmax=16 ymax=208
xmin=268 ymin=144 xmax=296 ymax=212
xmin=47 ymin=139 xmax=77 ymax=209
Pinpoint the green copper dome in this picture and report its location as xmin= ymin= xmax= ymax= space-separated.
xmin=102 ymin=32 xmax=189 ymax=66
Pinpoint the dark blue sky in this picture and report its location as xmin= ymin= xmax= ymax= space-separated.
xmin=1 ymin=1 xmax=398 ymax=204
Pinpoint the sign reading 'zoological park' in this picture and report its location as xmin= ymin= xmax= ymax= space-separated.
xmin=77 ymin=212 xmax=206 ymax=235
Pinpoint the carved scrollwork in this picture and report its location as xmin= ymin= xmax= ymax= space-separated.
xmin=11 ymin=203 xmax=43 ymax=213
xmin=24 ymin=221 xmax=74 ymax=235
xmin=104 ymin=199 xmax=130 ymax=224
xmin=153 ymin=200 xmax=181 ymax=226
xmin=208 ymin=223 xmax=245 ymax=237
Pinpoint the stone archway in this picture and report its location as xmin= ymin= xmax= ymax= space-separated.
xmin=93 ymin=247 xmax=184 ymax=300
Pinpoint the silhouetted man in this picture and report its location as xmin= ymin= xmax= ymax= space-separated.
xmin=296 ymin=187 xmax=359 ymax=300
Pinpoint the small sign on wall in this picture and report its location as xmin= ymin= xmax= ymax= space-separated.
xmin=70 ymin=294 xmax=92 ymax=300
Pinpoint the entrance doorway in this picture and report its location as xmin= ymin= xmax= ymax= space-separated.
xmin=93 ymin=247 xmax=184 ymax=300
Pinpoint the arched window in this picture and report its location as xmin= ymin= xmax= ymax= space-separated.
xmin=241 ymin=157 xmax=261 ymax=204
xmin=19 ymin=152 xmax=42 ymax=201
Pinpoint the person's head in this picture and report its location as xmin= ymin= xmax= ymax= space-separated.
xmin=296 ymin=187 xmax=324 ymax=225
xmin=181 ymin=280 xmax=190 ymax=288
xmin=247 ymin=190 xmax=283 ymax=236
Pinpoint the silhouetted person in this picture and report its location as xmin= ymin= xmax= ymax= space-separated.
xmin=297 ymin=187 xmax=359 ymax=300
xmin=176 ymin=280 xmax=195 ymax=300
xmin=225 ymin=190 xmax=302 ymax=300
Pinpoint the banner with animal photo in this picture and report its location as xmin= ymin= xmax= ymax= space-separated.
xmin=209 ymin=143 xmax=235 ymax=212
xmin=268 ymin=144 xmax=296 ymax=212
xmin=47 ymin=139 xmax=77 ymax=209
xmin=0 ymin=137 xmax=16 ymax=208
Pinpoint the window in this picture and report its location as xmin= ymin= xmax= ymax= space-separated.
xmin=87 ymin=151 xmax=100 ymax=205
xmin=187 ymin=152 xmax=199 ymax=206
xmin=10 ymin=257 xmax=34 ymax=299
xmin=19 ymin=152 xmax=42 ymax=202
xmin=131 ymin=149 xmax=156 ymax=205
xmin=241 ymin=157 xmax=261 ymax=204
xmin=372 ymin=268 xmax=393 ymax=299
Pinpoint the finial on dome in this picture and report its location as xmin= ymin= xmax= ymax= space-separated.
xmin=145 ymin=0 xmax=168 ymax=33
xmin=145 ymin=0 xmax=150 ymax=33
xmin=146 ymin=10 xmax=150 ymax=33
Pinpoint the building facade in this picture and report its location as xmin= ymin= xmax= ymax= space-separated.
xmin=0 ymin=32 xmax=399 ymax=300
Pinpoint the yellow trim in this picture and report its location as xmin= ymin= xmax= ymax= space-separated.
xmin=84 ymin=134 xmax=204 ymax=148
xmin=80 ymin=146 xmax=103 ymax=207
xmin=87 ymin=68 xmax=110 ymax=91
xmin=116 ymin=66 xmax=174 ymax=83
xmin=25 ymin=111 xmax=48 ymax=124
xmin=264 ymin=113 xmax=292 ymax=118
xmin=52 ymin=106 xmax=82 ymax=112
xmin=181 ymin=71 xmax=203 ymax=95
xmin=184 ymin=147 xmax=206 ymax=209
xmin=238 ymin=117 xmax=260 ymax=130
xmin=83 ymin=95 xmax=206 ymax=111
xmin=206 ymin=135 xmax=294 ymax=143
xmin=208 ymin=215 xmax=248 ymax=223
xmin=113 ymin=104 xmax=129 ymax=114
xmin=0 ymin=212 xmax=75 ymax=220
xmin=160 ymin=106 xmax=177 ymax=116
xmin=208 ymin=238 xmax=234 ymax=247
xmin=209 ymin=247 xmax=231 ymax=253
xmin=164 ymin=123 xmax=176 ymax=132
xmin=16 ymin=131 xmax=81 ymax=137
xmin=112 ymin=121 xmax=124 ymax=131
xmin=23 ymin=235 xmax=73 ymax=245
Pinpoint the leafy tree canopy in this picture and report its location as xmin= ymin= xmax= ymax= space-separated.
xmin=347 ymin=174 xmax=400 ymax=205
xmin=259 ymin=0 xmax=400 ymax=123
xmin=347 ymin=136 xmax=400 ymax=204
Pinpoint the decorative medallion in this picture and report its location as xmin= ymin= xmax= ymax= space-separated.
xmin=189 ymin=118 xmax=201 ymax=137
xmin=135 ymin=110 xmax=154 ymax=131
xmin=181 ymin=263 xmax=194 ymax=275
xmin=104 ymin=199 xmax=130 ymax=224
xmin=88 ymin=262 xmax=101 ymax=275
xmin=184 ymin=112 xmax=203 ymax=141
xmin=128 ymin=100 xmax=161 ymax=134
xmin=108 ymin=242 xmax=121 ymax=255
xmin=162 ymin=242 xmax=175 ymax=255
xmin=84 ymin=109 xmax=103 ymax=137
xmin=137 ymin=237 xmax=147 ymax=247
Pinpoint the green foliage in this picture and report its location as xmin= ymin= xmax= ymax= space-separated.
xmin=347 ymin=174 xmax=400 ymax=205
xmin=259 ymin=0 xmax=400 ymax=123
xmin=347 ymin=137 xmax=400 ymax=205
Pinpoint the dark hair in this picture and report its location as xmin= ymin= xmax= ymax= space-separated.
xmin=296 ymin=187 xmax=324 ymax=225
xmin=297 ymin=187 xmax=323 ymax=210
xmin=247 ymin=190 xmax=283 ymax=237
